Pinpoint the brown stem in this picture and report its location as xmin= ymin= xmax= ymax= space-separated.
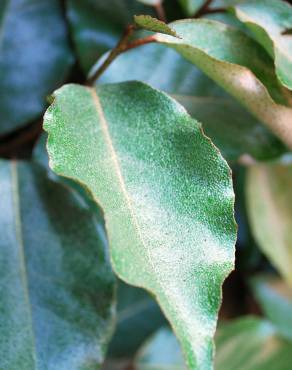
xmin=155 ymin=2 xmax=166 ymax=22
xmin=125 ymin=35 xmax=157 ymax=51
xmin=194 ymin=0 xmax=213 ymax=17
xmin=87 ymin=26 xmax=156 ymax=85
xmin=87 ymin=24 xmax=135 ymax=85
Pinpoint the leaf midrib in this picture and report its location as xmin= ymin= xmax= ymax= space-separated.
xmin=89 ymin=87 xmax=160 ymax=282
xmin=11 ymin=160 xmax=37 ymax=367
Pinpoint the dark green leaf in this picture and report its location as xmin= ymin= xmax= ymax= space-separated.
xmin=0 ymin=160 xmax=116 ymax=369
xmin=232 ymin=0 xmax=292 ymax=89
xmin=44 ymin=82 xmax=236 ymax=370
xmin=246 ymin=163 xmax=292 ymax=284
xmin=99 ymin=43 xmax=286 ymax=161
xmin=251 ymin=275 xmax=292 ymax=340
xmin=0 ymin=0 xmax=73 ymax=134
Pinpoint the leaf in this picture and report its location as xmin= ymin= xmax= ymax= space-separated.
xmin=215 ymin=317 xmax=292 ymax=370
xmin=246 ymin=163 xmax=292 ymax=285
xmin=136 ymin=318 xmax=292 ymax=370
xmin=232 ymin=0 xmax=292 ymax=90
xmin=137 ymin=0 xmax=162 ymax=5
xmin=33 ymin=133 xmax=166 ymax=357
xmin=98 ymin=42 xmax=286 ymax=161
xmin=251 ymin=275 xmax=292 ymax=340
xmin=0 ymin=160 xmax=116 ymax=369
xmin=0 ymin=0 xmax=73 ymax=135
xmin=179 ymin=0 xmax=205 ymax=16
xmin=44 ymin=82 xmax=236 ymax=370
xmin=66 ymin=0 xmax=154 ymax=73
xmin=137 ymin=18 xmax=292 ymax=149
xmin=136 ymin=327 xmax=187 ymax=370
xmin=109 ymin=281 xmax=165 ymax=357
xmin=135 ymin=15 xmax=179 ymax=36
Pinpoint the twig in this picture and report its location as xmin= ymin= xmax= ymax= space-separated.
xmin=194 ymin=0 xmax=213 ymax=18
xmin=200 ymin=7 xmax=226 ymax=16
xmin=0 ymin=120 xmax=42 ymax=158
xmin=154 ymin=2 xmax=166 ymax=22
xmin=193 ymin=0 xmax=225 ymax=18
xmin=87 ymin=25 xmax=156 ymax=85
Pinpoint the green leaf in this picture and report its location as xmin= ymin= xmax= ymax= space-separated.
xmin=44 ymin=82 xmax=236 ymax=370
xmin=98 ymin=43 xmax=286 ymax=161
xmin=66 ymin=0 xmax=154 ymax=73
xmin=109 ymin=281 xmax=165 ymax=357
xmin=232 ymin=0 xmax=292 ymax=89
xmin=174 ymin=95 xmax=286 ymax=161
xmin=135 ymin=15 xmax=179 ymax=36
xmin=0 ymin=0 xmax=73 ymax=135
xmin=215 ymin=317 xmax=292 ymax=370
xmin=179 ymin=0 xmax=205 ymax=16
xmin=0 ymin=160 xmax=116 ymax=369
xmin=246 ymin=163 xmax=292 ymax=285
xmin=136 ymin=318 xmax=292 ymax=370
xmin=137 ymin=18 xmax=292 ymax=149
xmin=251 ymin=275 xmax=292 ymax=340
xmin=33 ymin=133 xmax=166 ymax=357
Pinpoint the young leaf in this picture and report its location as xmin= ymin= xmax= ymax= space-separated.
xmin=98 ymin=43 xmax=287 ymax=161
xmin=134 ymin=15 xmax=179 ymax=36
xmin=44 ymin=82 xmax=236 ymax=370
xmin=0 ymin=160 xmax=116 ymax=369
xmin=246 ymin=164 xmax=292 ymax=285
xmin=66 ymin=0 xmax=154 ymax=73
xmin=137 ymin=18 xmax=292 ymax=149
xmin=251 ymin=275 xmax=292 ymax=340
xmin=0 ymin=0 xmax=73 ymax=134
xmin=232 ymin=0 xmax=292 ymax=89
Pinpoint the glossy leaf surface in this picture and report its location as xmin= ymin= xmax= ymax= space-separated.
xmin=232 ymin=0 xmax=292 ymax=89
xmin=44 ymin=82 xmax=236 ymax=370
xmin=99 ymin=43 xmax=286 ymax=161
xmin=246 ymin=164 xmax=292 ymax=285
xmin=67 ymin=0 xmax=153 ymax=73
xmin=0 ymin=0 xmax=73 ymax=134
xmin=0 ymin=160 xmax=116 ymax=369
xmin=251 ymin=275 xmax=292 ymax=340
xmin=136 ymin=318 xmax=292 ymax=370
xmin=137 ymin=19 xmax=292 ymax=148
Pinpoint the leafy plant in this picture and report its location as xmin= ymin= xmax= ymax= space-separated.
xmin=1 ymin=0 xmax=292 ymax=369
